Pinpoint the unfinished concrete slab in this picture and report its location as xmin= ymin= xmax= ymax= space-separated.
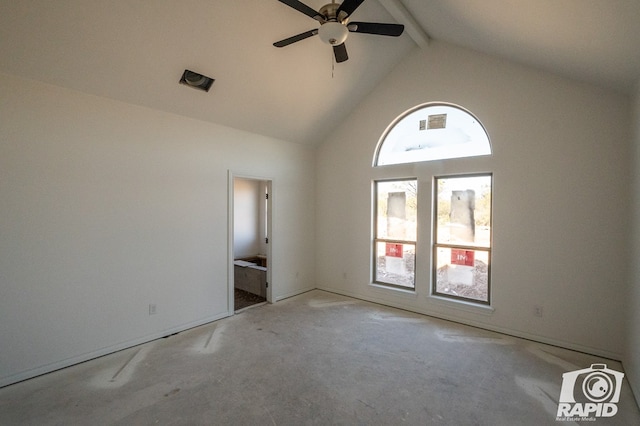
xmin=1 ymin=290 xmax=638 ymax=425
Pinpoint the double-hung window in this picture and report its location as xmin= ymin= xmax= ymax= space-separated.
xmin=433 ymin=174 xmax=492 ymax=303
xmin=373 ymin=179 xmax=417 ymax=289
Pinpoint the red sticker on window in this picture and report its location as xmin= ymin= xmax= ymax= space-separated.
xmin=451 ymin=249 xmax=474 ymax=266
xmin=385 ymin=243 xmax=403 ymax=258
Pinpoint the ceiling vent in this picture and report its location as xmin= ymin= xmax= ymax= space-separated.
xmin=179 ymin=69 xmax=214 ymax=92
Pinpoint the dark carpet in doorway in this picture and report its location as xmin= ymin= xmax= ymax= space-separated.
xmin=235 ymin=288 xmax=266 ymax=311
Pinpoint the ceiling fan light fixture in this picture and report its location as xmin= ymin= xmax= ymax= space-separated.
xmin=318 ymin=21 xmax=348 ymax=45
xmin=179 ymin=69 xmax=214 ymax=92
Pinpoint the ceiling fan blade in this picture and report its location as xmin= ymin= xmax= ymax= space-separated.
xmin=277 ymin=0 xmax=324 ymax=22
xmin=333 ymin=43 xmax=348 ymax=63
xmin=273 ymin=29 xmax=319 ymax=47
xmin=337 ymin=0 xmax=366 ymax=19
xmin=347 ymin=22 xmax=404 ymax=37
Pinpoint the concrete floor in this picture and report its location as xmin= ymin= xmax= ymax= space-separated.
xmin=1 ymin=290 xmax=639 ymax=425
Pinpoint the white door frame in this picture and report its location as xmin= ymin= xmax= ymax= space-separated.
xmin=227 ymin=170 xmax=273 ymax=314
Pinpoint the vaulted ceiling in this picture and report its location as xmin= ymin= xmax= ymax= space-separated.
xmin=1 ymin=1 xmax=639 ymax=146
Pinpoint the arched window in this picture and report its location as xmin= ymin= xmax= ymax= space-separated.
xmin=372 ymin=103 xmax=493 ymax=305
xmin=374 ymin=103 xmax=491 ymax=166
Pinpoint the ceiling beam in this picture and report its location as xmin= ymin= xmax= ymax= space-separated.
xmin=377 ymin=0 xmax=430 ymax=48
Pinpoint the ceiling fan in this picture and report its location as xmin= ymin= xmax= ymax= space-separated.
xmin=273 ymin=0 xmax=404 ymax=63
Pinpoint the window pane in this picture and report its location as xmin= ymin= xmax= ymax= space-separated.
xmin=375 ymin=241 xmax=415 ymax=288
xmin=375 ymin=104 xmax=491 ymax=166
xmin=436 ymin=175 xmax=491 ymax=247
xmin=376 ymin=180 xmax=417 ymax=241
xmin=434 ymin=247 xmax=489 ymax=302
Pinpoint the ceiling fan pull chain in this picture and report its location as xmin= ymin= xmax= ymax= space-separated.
xmin=331 ymin=50 xmax=335 ymax=79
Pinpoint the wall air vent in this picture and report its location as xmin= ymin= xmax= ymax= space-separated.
xmin=179 ymin=69 xmax=214 ymax=92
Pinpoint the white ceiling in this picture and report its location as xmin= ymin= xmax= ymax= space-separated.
xmin=407 ymin=0 xmax=640 ymax=95
xmin=1 ymin=1 xmax=639 ymax=146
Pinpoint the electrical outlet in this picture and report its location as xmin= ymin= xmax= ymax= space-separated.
xmin=149 ymin=304 xmax=157 ymax=315
xmin=534 ymin=306 xmax=543 ymax=317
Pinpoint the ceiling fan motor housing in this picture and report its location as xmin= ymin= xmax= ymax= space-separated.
xmin=319 ymin=2 xmax=341 ymax=21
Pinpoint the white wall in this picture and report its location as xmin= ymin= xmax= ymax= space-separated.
xmin=627 ymin=82 xmax=640 ymax=406
xmin=316 ymin=41 xmax=631 ymax=359
xmin=0 ymin=72 xmax=316 ymax=387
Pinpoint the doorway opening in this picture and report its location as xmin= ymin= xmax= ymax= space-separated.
xmin=229 ymin=174 xmax=272 ymax=312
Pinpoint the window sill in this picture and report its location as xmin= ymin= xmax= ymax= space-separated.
xmin=427 ymin=294 xmax=495 ymax=315
xmin=369 ymin=282 xmax=417 ymax=298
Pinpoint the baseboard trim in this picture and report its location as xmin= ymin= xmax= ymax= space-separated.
xmin=318 ymin=285 xmax=622 ymax=361
xmin=2 ymin=286 xmax=624 ymax=388
xmin=0 ymin=311 xmax=231 ymax=388
xmin=274 ymin=286 xmax=316 ymax=302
